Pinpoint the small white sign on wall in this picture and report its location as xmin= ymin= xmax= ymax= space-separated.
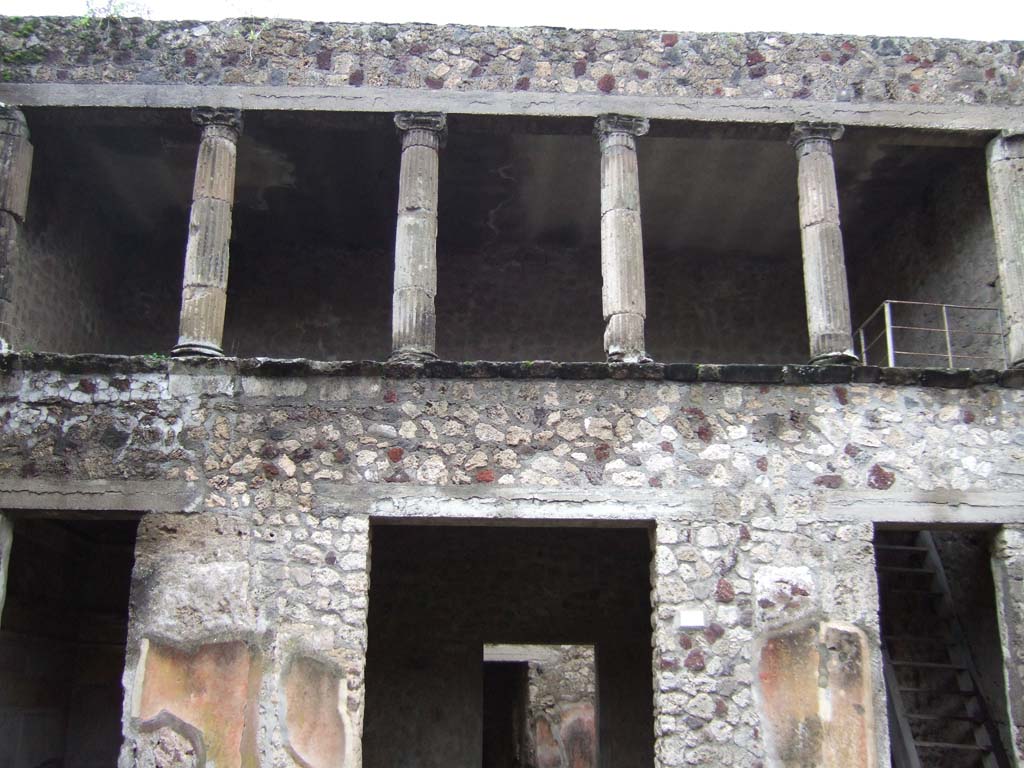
xmin=675 ymin=609 xmax=706 ymax=630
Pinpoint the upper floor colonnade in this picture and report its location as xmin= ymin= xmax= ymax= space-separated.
xmin=1 ymin=102 xmax=1023 ymax=368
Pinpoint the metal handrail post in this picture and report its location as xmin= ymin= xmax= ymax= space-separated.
xmin=941 ymin=304 xmax=953 ymax=368
xmin=858 ymin=326 xmax=868 ymax=365
xmin=997 ymin=310 xmax=1009 ymax=368
xmin=883 ymin=301 xmax=896 ymax=367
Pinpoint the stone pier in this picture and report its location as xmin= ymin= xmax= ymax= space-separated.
xmin=992 ymin=526 xmax=1024 ymax=763
xmin=987 ymin=133 xmax=1024 ymax=369
xmin=596 ymin=114 xmax=650 ymax=363
xmin=0 ymin=106 xmax=32 ymax=352
xmin=790 ymin=123 xmax=857 ymax=365
xmin=391 ymin=112 xmax=446 ymax=361
xmin=172 ymin=107 xmax=242 ymax=357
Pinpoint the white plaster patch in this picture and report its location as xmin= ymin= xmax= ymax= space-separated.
xmin=143 ymin=561 xmax=253 ymax=640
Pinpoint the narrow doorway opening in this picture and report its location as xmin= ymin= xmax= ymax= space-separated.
xmin=482 ymin=660 xmax=529 ymax=768
xmin=483 ymin=644 xmax=596 ymax=768
xmin=874 ymin=528 xmax=1013 ymax=767
xmin=0 ymin=515 xmax=139 ymax=768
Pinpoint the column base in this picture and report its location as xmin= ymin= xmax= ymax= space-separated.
xmin=389 ymin=348 xmax=438 ymax=363
xmin=1010 ymin=358 xmax=1024 ymax=370
xmin=606 ymin=351 xmax=653 ymax=364
xmin=171 ymin=342 xmax=224 ymax=357
xmin=809 ymin=351 xmax=859 ymax=366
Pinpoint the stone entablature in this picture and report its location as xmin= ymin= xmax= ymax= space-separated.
xmin=0 ymin=17 xmax=1021 ymax=106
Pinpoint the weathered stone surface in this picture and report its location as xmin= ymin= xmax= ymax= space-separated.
xmin=755 ymin=621 xmax=873 ymax=768
xmin=134 ymin=639 xmax=261 ymax=768
xmin=282 ymin=656 xmax=348 ymax=768
xmin=0 ymin=106 xmax=32 ymax=221
xmin=134 ymin=559 xmax=254 ymax=642
xmin=987 ymin=134 xmax=1024 ymax=367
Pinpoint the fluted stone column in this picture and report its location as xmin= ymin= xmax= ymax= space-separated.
xmin=987 ymin=133 xmax=1024 ymax=368
xmin=596 ymin=114 xmax=650 ymax=363
xmin=391 ymin=112 xmax=446 ymax=361
xmin=0 ymin=106 xmax=33 ymax=352
xmin=790 ymin=123 xmax=858 ymax=365
xmin=173 ymin=107 xmax=242 ymax=357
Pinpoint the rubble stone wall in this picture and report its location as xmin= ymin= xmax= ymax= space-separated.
xmin=0 ymin=358 xmax=1022 ymax=765
xmin=0 ymin=17 xmax=1021 ymax=106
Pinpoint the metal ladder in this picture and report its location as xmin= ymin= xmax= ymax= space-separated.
xmin=876 ymin=530 xmax=1011 ymax=768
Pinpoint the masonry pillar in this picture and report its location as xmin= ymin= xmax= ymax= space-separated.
xmin=0 ymin=513 xmax=12 ymax=624
xmin=790 ymin=123 xmax=857 ymax=365
xmin=987 ymin=133 xmax=1024 ymax=368
xmin=172 ymin=107 xmax=242 ymax=357
xmin=991 ymin=525 xmax=1024 ymax=763
xmin=0 ymin=106 xmax=33 ymax=352
xmin=596 ymin=115 xmax=650 ymax=363
xmin=391 ymin=112 xmax=446 ymax=361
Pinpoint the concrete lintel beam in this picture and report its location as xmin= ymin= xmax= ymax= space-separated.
xmin=2 ymin=84 xmax=1022 ymax=134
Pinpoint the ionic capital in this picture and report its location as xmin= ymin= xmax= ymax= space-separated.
xmin=395 ymin=112 xmax=447 ymax=150
xmin=789 ymin=122 xmax=844 ymax=150
xmin=191 ymin=107 xmax=243 ymax=140
xmin=395 ymin=112 xmax=447 ymax=133
xmin=595 ymin=114 xmax=650 ymax=140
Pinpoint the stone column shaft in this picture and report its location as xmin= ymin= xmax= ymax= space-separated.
xmin=391 ymin=113 xmax=445 ymax=361
xmin=791 ymin=124 xmax=857 ymax=365
xmin=0 ymin=106 xmax=33 ymax=351
xmin=597 ymin=115 xmax=649 ymax=363
xmin=0 ymin=513 xmax=12 ymax=625
xmin=173 ymin=107 xmax=242 ymax=357
xmin=987 ymin=133 xmax=1024 ymax=368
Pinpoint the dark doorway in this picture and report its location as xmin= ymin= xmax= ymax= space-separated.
xmin=483 ymin=662 xmax=529 ymax=768
xmin=0 ymin=516 xmax=139 ymax=768
xmin=363 ymin=523 xmax=654 ymax=768
xmin=874 ymin=528 xmax=1012 ymax=768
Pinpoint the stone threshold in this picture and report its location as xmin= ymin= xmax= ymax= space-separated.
xmin=2 ymin=352 xmax=1023 ymax=389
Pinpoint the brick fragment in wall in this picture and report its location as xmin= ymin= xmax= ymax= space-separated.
xmin=133 ymin=639 xmax=261 ymax=768
xmin=282 ymin=656 xmax=348 ymax=768
xmin=755 ymin=621 xmax=874 ymax=768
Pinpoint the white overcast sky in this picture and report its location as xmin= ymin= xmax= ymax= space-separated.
xmin=3 ymin=0 xmax=1023 ymax=41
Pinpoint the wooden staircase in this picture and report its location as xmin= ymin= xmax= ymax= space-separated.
xmin=875 ymin=530 xmax=1011 ymax=768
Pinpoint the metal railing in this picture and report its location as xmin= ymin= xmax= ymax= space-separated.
xmin=855 ymin=300 xmax=1007 ymax=368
